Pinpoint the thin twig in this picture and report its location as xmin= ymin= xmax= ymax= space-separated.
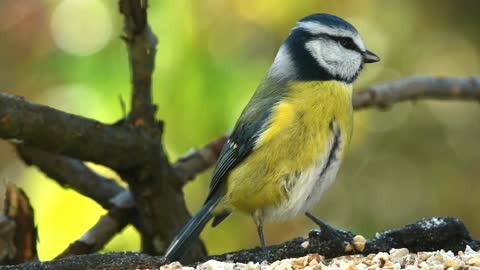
xmin=173 ymin=134 xmax=228 ymax=187
xmin=353 ymin=76 xmax=480 ymax=110
xmin=55 ymin=191 xmax=136 ymax=259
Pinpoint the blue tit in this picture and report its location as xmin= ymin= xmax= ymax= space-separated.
xmin=165 ymin=13 xmax=380 ymax=261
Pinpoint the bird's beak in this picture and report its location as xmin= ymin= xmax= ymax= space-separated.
xmin=363 ymin=50 xmax=380 ymax=63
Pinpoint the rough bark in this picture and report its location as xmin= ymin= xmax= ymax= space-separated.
xmin=116 ymin=0 xmax=205 ymax=261
xmin=207 ymin=217 xmax=479 ymax=264
xmin=16 ymin=146 xmax=122 ymax=209
xmin=1 ymin=217 xmax=478 ymax=269
xmin=0 ymin=93 xmax=156 ymax=171
xmin=0 ymin=185 xmax=37 ymax=265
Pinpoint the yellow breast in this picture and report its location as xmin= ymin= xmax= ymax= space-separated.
xmin=223 ymin=81 xmax=353 ymax=214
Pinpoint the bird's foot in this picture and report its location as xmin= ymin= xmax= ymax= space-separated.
xmin=253 ymin=246 xmax=270 ymax=263
xmin=305 ymin=212 xmax=358 ymax=253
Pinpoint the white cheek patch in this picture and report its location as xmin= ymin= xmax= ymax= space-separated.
xmin=295 ymin=21 xmax=366 ymax=52
xmin=267 ymin=44 xmax=297 ymax=81
xmin=305 ymin=39 xmax=363 ymax=81
xmin=305 ymin=39 xmax=330 ymax=70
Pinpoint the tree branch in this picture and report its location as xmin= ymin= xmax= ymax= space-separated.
xmin=16 ymin=148 xmax=144 ymax=259
xmin=116 ymin=0 xmax=205 ymax=260
xmin=14 ymin=138 xmax=228 ymax=259
xmin=207 ymin=217 xmax=479 ymax=263
xmin=0 ymin=93 xmax=156 ymax=171
xmin=119 ymin=0 xmax=157 ymax=127
xmin=16 ymin=146 xmax=123 ymax=209
xmin=14 ymin=146 xmax=140 ymax=259
xmin=0 ymin=252 xmax=167 ymax=270
xmin=3 ymin=217 xmax=479 ymax=269
xmin=353 ymin=76 xmax=480 ymax=110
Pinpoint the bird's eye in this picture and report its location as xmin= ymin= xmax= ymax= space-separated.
xmin=335 ymin=37 xmax=357 ymax=51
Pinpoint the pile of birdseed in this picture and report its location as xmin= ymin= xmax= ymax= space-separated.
xmin=160 ymin=246 xmax=480 ymax=270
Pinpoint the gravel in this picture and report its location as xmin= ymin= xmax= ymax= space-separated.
xmin=161 ymin=246 xmax=480 ymax=270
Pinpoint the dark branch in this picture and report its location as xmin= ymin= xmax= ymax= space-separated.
xmin=15 ymin=138 xmax=226 ymax=258
xmin=0 ymin=93 xmax=157 ymax=171
xmin=117 ymin=0 xmax=205 ymax=260
xmin=207 ymin=217 xmax=479 ymax=263
xmin=16 ymin=146 xmax=123 ymax=209
xmin=3 ymin=217 xmax=479 ymax=269
xmin=0 ymin=252 xmax=167 ymax=270
xmin=15 ymin=147 xmax=145 ymax=259
xmin=119 ymin=0 xmax=157 ymax=127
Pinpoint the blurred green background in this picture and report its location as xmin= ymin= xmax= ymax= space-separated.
xmin=0 ymin=0 xmax=479 ymax=261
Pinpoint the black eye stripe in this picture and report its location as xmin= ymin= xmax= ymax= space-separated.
xmin=298 ymin=29 xmax=362 ymax=53
xmin=329 ymin=35 xmax=360 ymax=52
xmin=305 ymin=32 xmax=361 ymax=53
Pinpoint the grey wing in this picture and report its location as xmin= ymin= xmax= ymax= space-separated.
xmin=204 ymin=95 xmax=279 ymax=203
xmin=204 ymin=117 xmax=265 ymax=202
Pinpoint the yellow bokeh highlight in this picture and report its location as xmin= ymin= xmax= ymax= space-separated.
xmin=50 ymin=0 xmax=112 ymax=56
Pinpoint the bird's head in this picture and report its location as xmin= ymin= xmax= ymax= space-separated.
xmin=269 ymin=13 xmax=380 ymax=84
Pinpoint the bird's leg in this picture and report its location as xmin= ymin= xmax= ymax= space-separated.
xmin=305 ymin=211 xmax=356 ymax=251
xmin=253 ymin=210 xmax=269 ymax=262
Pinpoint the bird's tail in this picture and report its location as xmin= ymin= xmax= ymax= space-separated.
xmin=164 ymin=197 xmax=220 ymax=262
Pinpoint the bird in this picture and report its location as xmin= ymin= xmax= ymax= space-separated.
xmin=165 ymin=13 xmax=380 ymax=262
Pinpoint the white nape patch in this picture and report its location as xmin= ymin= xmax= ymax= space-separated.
xmin=295 ymin=21 xmax=366 ymax=51
xmin=263 ymin=130 xmax=343 ymax=222
xmin=267 ymin=45 xmax=296 ymax=81
xmin=305 ymin=39 xmax=362 ymax=81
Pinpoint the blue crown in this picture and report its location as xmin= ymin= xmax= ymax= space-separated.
xmin=299 ymin=13 xmax=358 ymax=34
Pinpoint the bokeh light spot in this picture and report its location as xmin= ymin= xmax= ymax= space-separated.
xmin=50 ymin=0 xmax=112 ymax=56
